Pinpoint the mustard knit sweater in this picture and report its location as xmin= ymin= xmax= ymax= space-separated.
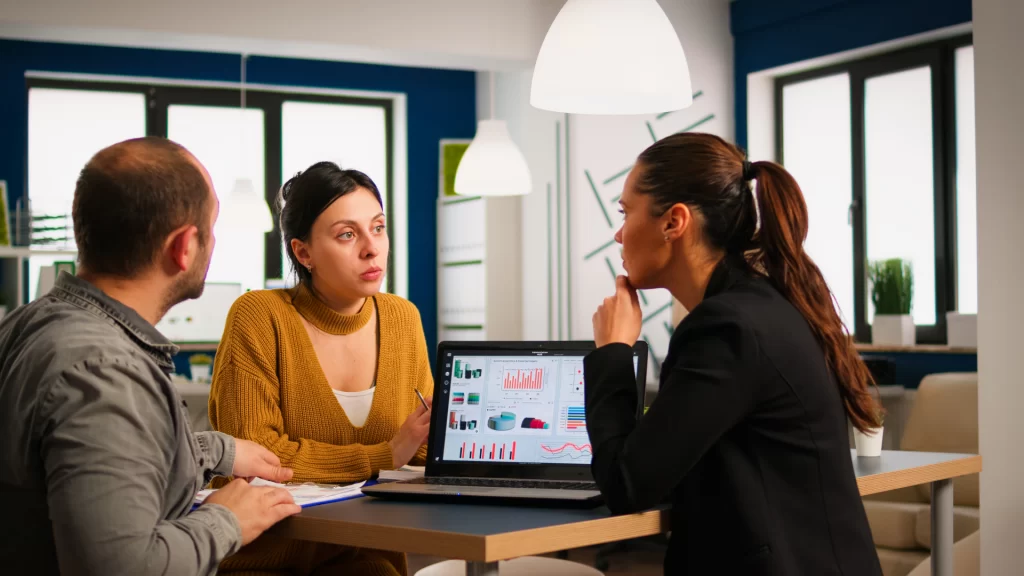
xmin=209 ymin=284 xmax=433 ymax=484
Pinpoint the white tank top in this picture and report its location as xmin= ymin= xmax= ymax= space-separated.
xmin=332 ymin=387 xmax=375 ymax=427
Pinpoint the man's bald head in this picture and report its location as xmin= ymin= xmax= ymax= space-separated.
xmin=73 ymin=137 xmax=214 ymax=278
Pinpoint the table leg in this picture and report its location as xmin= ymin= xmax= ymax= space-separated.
xmin=466 ymin=561 xmax=499 ymax=576
xmin=931 ymin=479 xmax=954 ymax=576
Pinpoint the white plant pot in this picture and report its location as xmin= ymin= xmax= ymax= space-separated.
xmin=872 ymin=314 xmax=915 ymax=346
xmin=946 ymin=312 xmax=978 ymax=348
xmin=854 ymin=426 xmax=884 ymax=457
xmin=0 ymin=305 xmax=7 ymax=322
xmin=190 ymin=364 xmax=212 ymax=383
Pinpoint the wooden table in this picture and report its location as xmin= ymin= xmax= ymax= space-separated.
xmin=271 ymin=450 xmax=981 ymax=575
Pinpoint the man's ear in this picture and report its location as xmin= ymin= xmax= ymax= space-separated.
xmin=165 ymin=224 xmax=199 ymax=273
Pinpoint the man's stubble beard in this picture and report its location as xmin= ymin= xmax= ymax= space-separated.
xmin=159 ymin=242 xmax=212 ymax=319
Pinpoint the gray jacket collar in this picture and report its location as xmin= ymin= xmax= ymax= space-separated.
xmin=51 ymin=272 xmax=179 ymax=369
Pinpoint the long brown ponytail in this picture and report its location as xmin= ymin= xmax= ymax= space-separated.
xmin=636 ymin=133 xmax=881 ymax=432
xmin=747 ymin=161 xmax=881 ymax=432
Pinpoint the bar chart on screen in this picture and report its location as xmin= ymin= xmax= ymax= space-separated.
xmin=559 ymin=404 xmax=587 ymax=433
xmin=459 ymin=440 xmax=517 ymax=461
xmin=487 ymin=358 xmax=556 ymax=403
xmin=502 ymin=368 xmax=544 ymax=390
xmin=539 ymin=442 xmax=593 ymax=462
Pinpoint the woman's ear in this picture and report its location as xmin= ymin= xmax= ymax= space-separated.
xmin=663 ymin=203 xmax=692 ymax=242
xmin=290 ymin=238 xmax=311 ymax=268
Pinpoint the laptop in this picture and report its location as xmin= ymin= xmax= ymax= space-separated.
xmin=361 ymin=340 xmax=648 ymax=507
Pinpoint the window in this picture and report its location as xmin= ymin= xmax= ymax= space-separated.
xmin=26 ymin=78 xmax=396 ymax=297
xmin=168 ymin=105 xmax=267 ymax=292
xmin=27 ymin=86 xmax=146 ymax=298
xmin=776 ymin=35 xmax=974 ymax=343
xmin=781 ymin=73 xmax=854 ymax=329
xmin=864 ymin=66 xmax=936 ymax=326
xmin=954 ymin=46 xmax=977 ymax=314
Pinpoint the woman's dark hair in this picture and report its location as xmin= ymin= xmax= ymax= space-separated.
xmin=636 ymin=132 xmax=881 ymax=433
xmin=278 ymin=161 xmax=384 ymax=286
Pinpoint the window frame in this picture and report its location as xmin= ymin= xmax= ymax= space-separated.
xmin=774 ymin=34 xmax=973 ymax=344
xmin=25 ymin=77 xmax=397 ymax=292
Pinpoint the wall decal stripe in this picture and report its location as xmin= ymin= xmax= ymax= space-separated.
xmin=585 ymin=169 xmax=614 ymax=228
xmin=584 ymin=238 xmax=617 ymax=261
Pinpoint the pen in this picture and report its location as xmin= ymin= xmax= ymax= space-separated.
xmin=414 ymin=388 xmax=430 ymax=412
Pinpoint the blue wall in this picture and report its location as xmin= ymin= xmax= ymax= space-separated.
xmin=730 ymin=0 xmax=971 ymax=149
xmin=0 ymin=39 xmax=478 ymax=357
xmin=861 ymin=351 xmax=977 ymax=388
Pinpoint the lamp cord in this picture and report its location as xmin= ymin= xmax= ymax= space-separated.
xmin=489 ymin=70 xmax=496 ymax=120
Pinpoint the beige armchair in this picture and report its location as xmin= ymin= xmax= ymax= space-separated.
xmin=863 ymin=372 xmax=979 ymax=576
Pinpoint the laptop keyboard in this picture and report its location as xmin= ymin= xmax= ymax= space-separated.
xmin=407 ymin=477 xmax=598 ymax=491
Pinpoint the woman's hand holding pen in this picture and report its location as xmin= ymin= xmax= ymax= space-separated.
xmin=389 ymin=395 xmax=431 ymax=469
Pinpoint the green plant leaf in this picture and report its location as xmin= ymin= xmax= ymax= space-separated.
xmin=868 ymin=258 xmax=914 ymax=315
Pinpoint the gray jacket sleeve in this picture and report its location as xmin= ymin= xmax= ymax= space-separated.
xmin=194 ymin=431 xmax=236 ymax=482
xmin=40 ymin=358 xmax=241 ymax=575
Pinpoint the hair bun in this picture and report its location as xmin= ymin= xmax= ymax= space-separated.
xmin=280 ymin=173 xmax=301 ymax=202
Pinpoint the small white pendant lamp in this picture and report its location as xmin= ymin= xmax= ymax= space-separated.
xmin=454 ymin=72 xmax=532 ymax=197
xmin=531 ymin=0 xmax=693 ymax=115
xmin=228 ymin=177 xmax=273 ymax=233
xmin=229 ymin=55 xmax=273 ymax=233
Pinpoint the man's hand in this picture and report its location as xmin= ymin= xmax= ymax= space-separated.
xmin=204 ymin=479 xmax=301 ymax=545
xmin=233 ymin=439 xmax=293 ymax=483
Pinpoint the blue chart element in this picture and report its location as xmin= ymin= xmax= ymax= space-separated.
xmin=487 ymin=412 xmax=516 ymax=431
xmin=565 ymin=406 xmax=586 ymax=431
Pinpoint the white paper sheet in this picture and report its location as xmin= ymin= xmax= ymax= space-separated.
xmin=378 ymin=465 xmax=426 ymax=482
xmin=195 ymin=478 xmax=366 ymax=508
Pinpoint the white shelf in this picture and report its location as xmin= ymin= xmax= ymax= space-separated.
xmin=0 ymin=246 xmax=78 ymax=258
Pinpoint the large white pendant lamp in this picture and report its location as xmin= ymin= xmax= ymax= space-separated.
xmin=454 ymin=72 xmax=532 ymax=197
xmin=228 ymin=55 xmax=273 ymax=233
xmin=531 ymin=0 xmax=693 ymax=115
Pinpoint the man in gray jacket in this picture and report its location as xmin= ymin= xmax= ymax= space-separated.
xmin=0 ymin=137 xmax=302 ymax=575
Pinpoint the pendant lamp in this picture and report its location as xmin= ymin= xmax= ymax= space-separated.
xmin=531 ymin=0 xmax=693 ymax=115
xmin=229 ymin=55 xmax=273 ymax=233
xmin=229 ymin=177 xmax=273 ymax=233
xmin=454 ymin=72 xmax=532 ymax=197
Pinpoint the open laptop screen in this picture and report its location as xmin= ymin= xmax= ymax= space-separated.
xmin=427 ymin=342 xmax=646 ymax=480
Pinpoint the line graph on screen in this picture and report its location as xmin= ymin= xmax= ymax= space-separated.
xmin=539 ymin=442 xmax=593 ymax=461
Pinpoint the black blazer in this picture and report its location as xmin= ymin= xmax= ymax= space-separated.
xmin=584 ymin=259 xmax=882 ymax=576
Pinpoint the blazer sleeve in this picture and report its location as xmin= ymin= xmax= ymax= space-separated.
xmin=584 ymin=299 xmax=760 ymax=514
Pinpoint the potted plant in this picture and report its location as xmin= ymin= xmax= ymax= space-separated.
xmin=868 ymin=258 xmax=914 ymax=346
xmin=854 ymin=410 xmax=885 ymax=457
xmin=189 ymin=354 xmax=214 ymax=383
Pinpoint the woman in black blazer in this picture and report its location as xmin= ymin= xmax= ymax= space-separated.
xmin=585 ymin=133 xmax=883 ymax=575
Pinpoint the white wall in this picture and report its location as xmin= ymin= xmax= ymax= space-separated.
xmin=0 ymin=0 xmax=564 ymax=70
xmin=973 ymin=0 xmax=1024 ymax=571
xmin=552 ymin=0 xmax=734 ymax=380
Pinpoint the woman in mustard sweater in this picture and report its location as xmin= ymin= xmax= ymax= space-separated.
xmin=209 ymin=162 xmax=432 ymax=576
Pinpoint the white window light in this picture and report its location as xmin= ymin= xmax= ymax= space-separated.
xmin=531 ymin=0 xmax=693 ymax=115
xmin=454 ymin=72 xmax=532 ymax=197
